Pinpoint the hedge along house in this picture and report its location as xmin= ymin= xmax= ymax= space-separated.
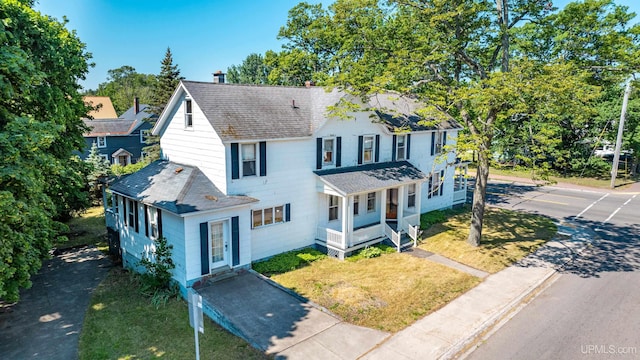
xmin=104 ymin=79 xmax=467 ymax=294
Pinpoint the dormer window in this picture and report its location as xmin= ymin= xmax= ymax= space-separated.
xmin=184 ymin=99 xmax=193 ymax=128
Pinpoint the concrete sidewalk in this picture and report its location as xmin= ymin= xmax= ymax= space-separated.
xmin=361 ymin=225 xmax=591 ymax=360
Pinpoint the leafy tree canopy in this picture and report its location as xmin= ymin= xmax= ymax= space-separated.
xmin=94 ymin=65 xmax=157 ymax=114
xmin=0 ymin=0 xmax=92 ymax=301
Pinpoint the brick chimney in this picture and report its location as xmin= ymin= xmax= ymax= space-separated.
xmin=134 ymin=97 xmax=140 ymax=114
xmin=213 ymin=70 xmax=226 ymax=84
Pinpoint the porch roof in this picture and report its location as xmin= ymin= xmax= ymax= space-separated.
xmin=109 ymin=160 xmax=258 ymax=215
xmin=314 ymin=161 xmax=428 ymax=196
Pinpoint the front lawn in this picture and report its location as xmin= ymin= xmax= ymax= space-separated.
xmin=419 ymin=207 xmax=557 ymax=273
xmin=257 ymin=248 xmax=480 ymax=333
xmin=79 ymin=268 xmax=267 ymax=360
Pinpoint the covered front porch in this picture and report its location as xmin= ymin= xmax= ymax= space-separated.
xmin=314 ymin=161 xmax=427 ymax=259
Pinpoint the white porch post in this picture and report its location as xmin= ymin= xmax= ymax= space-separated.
xmin=347 ymin=195 xmax=354 ymax=248
xmin=415 ymin=181 xmax=423 ymax=218
xmin=397 ymin=186 xmax=404 ymax=231
xmin=380 ymin=190 xmax=387 ymax=227
xmin=341 ymin=195 xmax=349 ymax=249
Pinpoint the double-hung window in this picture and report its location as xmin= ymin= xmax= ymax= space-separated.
xmin=408 ymin=184 xmax=416 ymax=208
xmin=128 ymin=199 xmax=136 ymax=229
xmin=242 ymin=143 xmax=257 ymax=176
xmin=367 ymin=192 xmax=376 ymax=212
xmin=396 ymin=135 xmax=406 ymax=160
xmin=97 ymin=136 xmax=106 ymax=148
xmin=148 ymin=207 xmax=159 ymax=239
xmin=435 ymin=132 xmax=444 ymax=154
xmin=184 ymin=99 xmax=193 ymax=128
xmin=363 ymin=136 xmax=374 ymax=164
xmin=328 ymin=195 xmax=339 ymax=221
xmin=323 ymin=138 xmax=335 ymax=165
xmin=353 ymin=195 xmax=360 ymax=216
xmin=430 ymin=171 xmax=442 ymax=197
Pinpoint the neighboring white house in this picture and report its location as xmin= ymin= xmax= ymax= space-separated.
xmin=104 ymin=80 xmax=468 ymax=293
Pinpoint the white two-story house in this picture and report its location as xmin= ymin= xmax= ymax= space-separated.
xmin=105 ymin=80 xmax=467 ymax=293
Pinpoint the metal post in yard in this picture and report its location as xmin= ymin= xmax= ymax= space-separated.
xmin=611 ymin=81 xmax=632 ymax=189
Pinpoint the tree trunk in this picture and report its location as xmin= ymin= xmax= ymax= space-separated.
xmin=496 ymin=0 xmax=510 ymax=72
xmin=468 ymin=146 xmax=490 ymax=247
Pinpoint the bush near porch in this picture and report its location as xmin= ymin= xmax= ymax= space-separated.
xmin=419 ymin=206 xmax=557 ymax=273
xmin=255 ymin=246 xmax=480 ymax=333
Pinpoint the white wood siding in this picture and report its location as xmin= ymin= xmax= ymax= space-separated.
xmin=159 ymin=92 xmax=227 ymax=192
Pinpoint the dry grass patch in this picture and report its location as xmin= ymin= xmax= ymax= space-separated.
xmin=60 ymin=206 xmax=107 ymax=250
xmin=79 ymin=268 xmax=266 ymax=360
xmin=420 ymin=207 xmax=556 ymax=273
xmin=269 ymin=252 xmax=480 ymax=333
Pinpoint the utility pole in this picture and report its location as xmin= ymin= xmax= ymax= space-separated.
xmin=610 ymin=81 xmax=632 ymax=189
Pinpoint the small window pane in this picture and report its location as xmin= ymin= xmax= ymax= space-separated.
xmin=242 ymin=144 xmax=256 ymax=176
xmin=353 ymin=195 xmax=359 ymax=215
xmin=363 ymin=136 xmax=374 ymax=163
xmin=323 ymin=138 xmax=334 ymax=164
xmin=264 ymin=208 xmax=273 ymax=225
xmin=252 ymin=210 xmax=262 ymax=228
xmin=274 ymin=206 xmax=284 ymax=223
xmin=367 ymin=192 xmax=375 ymax=212
xmin=329 ymin=195 xmax=339 ymax=221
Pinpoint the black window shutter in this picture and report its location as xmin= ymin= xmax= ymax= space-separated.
xmin=231 ymin=143 xmax=240 ymax=179
xmin=144 ymin=204 xmax=149 ymax=237
xmin=443 ymin=131 xmax=447 ymax=147
xmin=157 ymin=209 xmax=163 ymax=238
xmin=407 ymin=134 xmax=411 ymax=160
xmin=357 ymin=136 xmax=363 ymax=165
xmin=134 ymin=201 xmax=139 ymax=233
xmin=431 ymin=132 xmax=436 ymax=156
xmin=392 ymin=135 xmax=397 ymax=161
xmin=285 ymin=203 xmax=291 ymax=222
xmin=440 ymin=170 xmax=445 ymax=196
xmin=231 ymin=216 xmax=240 ymax=266
xmin=428 ymin=177 xmax=433 ymax=199
xmin=336 ymin=137 xmax=342 ymax=167
xmin=375 ymin=135 xmax=380 ymax=162
xmin=200 ymin=222 xmax=209 ymax=275
xmin=123 ymin=198 xmax=127 ymax=226
xmin=316 ymin=138 xmax=323 ymax=170
xmin=259 ymin=141 xmax=267 ymax=176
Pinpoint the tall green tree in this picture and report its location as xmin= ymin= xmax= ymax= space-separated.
xmin=145 ymin=47 xmax=183 ymax=161
xmin=227 ymin=53 xmax=271 ymax=84
xmin=85 ymin=143 xmax=111 ymax=204
xmin=279 ymin=0 xmax=604 ymax=246
xmin=95 ymin=65 xmax=157 ymax=114
xmin=0 ymin=0 xmax=92 ymax=301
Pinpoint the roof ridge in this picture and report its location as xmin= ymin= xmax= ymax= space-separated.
xmin=176 ymin=166 xmax=198 ymax=205
xmin=181 ymin=79 xmax=326 ymax=90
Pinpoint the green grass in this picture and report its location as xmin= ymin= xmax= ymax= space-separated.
xmin=79 ymin=268 xmax=267 ymax=360
xmin=482 ymin=166 xmax=635 ymax=189
xmin=419 ymin=207 xmax=557 ymax=273
xmin=59 ymin=206 xmax=108 ymax=250
xmin=258 ymin=250 xmax=480 ymax=333
xmin=252 ymin=248 xmax=327 ymax=276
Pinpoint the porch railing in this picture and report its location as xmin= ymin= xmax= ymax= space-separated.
xmin=317 ymin=227 xmax=344 ymax=249
xmin=400 ymin=213 xmax=420 ymax=247
xmin=352 ymin=223 xmax=383 ymax=247
xmin=453 ymin=189 xmax=467 ymax=204
xmin=384 ymin=223 xmax=402 ymax=252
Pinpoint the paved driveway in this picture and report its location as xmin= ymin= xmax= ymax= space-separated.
xmin=0 ymin=246 xmax=111 ymax=360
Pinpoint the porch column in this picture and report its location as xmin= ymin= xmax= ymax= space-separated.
xmin=347 ymin=195 xmax=354 ymax=247
xmin=397 ymin=186 xmax=404 ymax=230
xmin=341 ymin=195 xmax=349 ymax=249
xmin=380 ymin=189 xmax=387 ymax=226
xmin=415 ymin=181 xmax=423 ymax=217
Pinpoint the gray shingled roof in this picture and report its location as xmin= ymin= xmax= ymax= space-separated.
xmin=83 ymin=118 xmax=135 ymax=136
xmin=110 ymin=161 xmax=257 ymax=215
xmin=314 ymin=161 xmax=428 ymax=196
xmin=367 ymin=94 xmax=463 ymax=132
xmin=180 ymin=81 xmax=461 ymax=141
xmin=182 ymin=81 xmax=343 ymax=141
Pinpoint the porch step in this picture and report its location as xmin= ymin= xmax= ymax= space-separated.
xmin=195 ymin=267 xmax=242 ymax=289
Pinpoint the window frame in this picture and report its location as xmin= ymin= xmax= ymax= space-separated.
xmin=140 ymin=129 xmax=150 ymax=144
xmin=362 ymin=135 xmax=375 ymax=164
xmin=408 ymin=183 xmax=416 ymax=208
xmin=430 ymin=172 xmax=441 ymax=197
xmin=241 ymin=143 xmax=257 ymax=177
xmin=367 ymin=192 xmax=376 ymax=212
xmin=127 ymin=199 xmax=135 ymax=228
xmin=184 ymin=98 xmax=193 ymax=128
xmin=323 ymin=137 xmax=335 ymax=165
xmin=252 ymin=205 xmax=287 ymax=229
xmin=148 ymin=206 xmax=159 ymax=240
xmin=96 ymin=136 xmax=107 ymax=148
xmin=353 ymin=195 xmax=360 ymax=216
xmin=99 ymin=154 xmax=109 ymax=163
xmin=396 ymin=135 xmax=406 ymax=161
xmin=435 ymin=132 xmax=444 ymax=154
xmin=328 ymin=195 xmax=339 ymax=221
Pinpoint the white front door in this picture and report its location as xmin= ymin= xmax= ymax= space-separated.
xmin=210 ymin=221 xmax=227 ymax=269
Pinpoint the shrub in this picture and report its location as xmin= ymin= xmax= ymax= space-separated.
xmin=138 ymin=236 xmax=177 ymax=307
xmin=347 ymin=244 xmax=395 ymax=262
xmin=253 ymin=248 xmax=326 ymax=275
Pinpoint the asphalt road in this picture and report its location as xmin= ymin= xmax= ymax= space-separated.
xmin=465 ymin=181 xmax=640 ymax=360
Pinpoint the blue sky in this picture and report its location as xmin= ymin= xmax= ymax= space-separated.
xmin=35 ymin=0 xmax=639 ymax=91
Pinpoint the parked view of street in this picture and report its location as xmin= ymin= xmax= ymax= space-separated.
xmin=465 ymin=180 xmax=640 ymax=360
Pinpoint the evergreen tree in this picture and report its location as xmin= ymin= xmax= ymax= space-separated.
xmin=85 ymin=143 xmax=111 ymax=204
xmin=146 ymin=47 xmax=183 ymax=160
